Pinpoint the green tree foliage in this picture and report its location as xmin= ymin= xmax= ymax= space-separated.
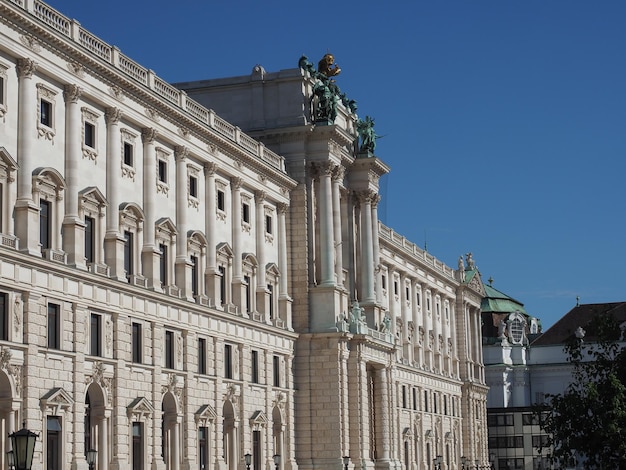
xmin=538 ymin=313 xmax=626 ymax=469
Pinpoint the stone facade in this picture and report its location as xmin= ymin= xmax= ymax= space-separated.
xmin=0 ymin=1 xmax=488 ymax=470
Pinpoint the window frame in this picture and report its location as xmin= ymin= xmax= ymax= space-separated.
xmin=164 ymin=330 xmax=175 ymax=369
xmin=36 ymin=83 xmax=57 ymax=141
xmin=47 ymin=302 xmax=61 ymax=349
xmin=198 ymin=337 xmax=207 ymax=375
xmin=132 ymin=322 xmax=143 ymax=364
xmin=89 ymin=313 xmax=102 ymax=356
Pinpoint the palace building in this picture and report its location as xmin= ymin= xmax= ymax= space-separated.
xmin=0 ymin=1 xmax=488 ymax=469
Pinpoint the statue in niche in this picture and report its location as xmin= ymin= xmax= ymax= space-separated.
xmin=317 ymin=53 xmax=341 ymax=78
xmin=356 ymin=116 xmax=379 ymax=154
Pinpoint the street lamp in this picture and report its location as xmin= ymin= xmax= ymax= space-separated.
xmin=342 ymin=455 xmax=349 ymax=470
xmin=6 ymin=450 xmax=15 ymax=470
xmin=273 ymin=454 xmax=281 ymax=470
xmin=244 ymin=453 xmax=251 ymax=470
xmin=8 ymin=425 xmax=38 ymax=470
xmin=86 ymin=449 xmax=97 ymax=470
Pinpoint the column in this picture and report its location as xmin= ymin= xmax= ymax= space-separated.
xmin=331 ymin=166 xmax=344 ymax=287
xmin=141 ymin=128 xmax=159 ymax=287
xmin=318 ymin=162 xmax=335 ymax=286
xmin=277 ymin=203 xmax=292 ymax=330
xmin=171 ymin=418 xmax=180 ymax=470
xmin=231 ymin=177 xmax=243 ymax=309
xmin=371 ymin=194 xmax=382 ymax=303
xmin=175 ymin=146 xmax=193 ymax=300
xmin=63 ymin=84 xmax=86 ymax=268
xmin=255 ymin=191 xmax=267 ymax=316
xmin=98 ymin=413 xmax=108 ymax=470
xmin=15 ymin=58 xmax=40 ymax=255
xmin=358 ymin=191 xmax=375 ymax=303
xmin=204 ymin=162 xmax=217 ymax=300
xmin=104 ymin=107 xmax=125 ymax=279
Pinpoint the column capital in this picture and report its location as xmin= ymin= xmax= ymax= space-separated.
xmin=331 ymin=165 xmax=345 ymax=182
xmin=277 ymin=203 xmax=289 ymax=214
xmin=104 ymin=107 xmax=122 ymax=125
xmin=255 ymin=190 xmax=266 ymax=202
xmin=204 ymin=161 xmax=217 ymax=176
xmin=231 ymin=177 xmax=242 ymax=190
xmin=141 ymin=127 xmax=158 ymax=144
xmin=174 ymin=145 xmax=189 ymax=161
xmin=354 ymin=189 xmax=377 ymax=204
xmin=16 ymin=58 xmax=37 ymax=78
xmin=310 ymin=160 xmax=336 ymax=179
xmin=63 ymin=84 xmax=82 ymax=103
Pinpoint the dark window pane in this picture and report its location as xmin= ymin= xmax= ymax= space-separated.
xmin=84 ymin=216 xmax=95 ymax=263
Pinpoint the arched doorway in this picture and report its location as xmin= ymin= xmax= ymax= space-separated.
xmin=223 ymin=401 xmax=237 ymax=470
xmin=272 ymin=406 xmax=284 ymax=470
xmin=85 ymin=382 xmax=107 ymax=470
xmin=162 ymin=392 xmax=180 ymax=470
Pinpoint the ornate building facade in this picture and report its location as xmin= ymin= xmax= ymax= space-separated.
xmin=0 ymin=1 xmax=488 ymax=469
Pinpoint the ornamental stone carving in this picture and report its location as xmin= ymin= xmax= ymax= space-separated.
xmin=16 ymin=58 xmax=37 ymax=78
xmin=63 ymin=84 xmax=82 ymax=103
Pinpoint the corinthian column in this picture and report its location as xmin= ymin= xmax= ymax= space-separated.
xmin=332 ymin=166 xmax=344 ymax=288
xmin=104 ymin=107 xmax=125 ymax=279
xmin=358 ymin=190 xmax=375 ymax=303
xmin=63 ymin=84 xmax=85 ymax=268
xmin=231 ymin=177 xmax=243 ymax=310
xmin=141 ymin=128 xmax=159 ymax=288
xmin=204 ymin=162 xmax=217 ymax=300
xmin=318 ymin=162 xmax=335 ymax=287
xmin=15 ymin=58 xmax=40 ymax=255
xmin=175 ymin=146 xmax=193 ymax=300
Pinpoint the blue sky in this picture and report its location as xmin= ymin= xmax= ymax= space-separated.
xmin=47 ymin=0 xmax=626 ymax=330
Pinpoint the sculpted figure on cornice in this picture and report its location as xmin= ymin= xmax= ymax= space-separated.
xmin=356 ymin=115 xmax=379 ymax=155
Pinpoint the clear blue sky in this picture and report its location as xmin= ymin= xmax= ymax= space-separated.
xmin=47 ymin=0 xmax=626 ymax=330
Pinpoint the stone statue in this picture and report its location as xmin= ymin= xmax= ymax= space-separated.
xmin=312 ymin=80 xmax=338 ymax=123
xmin=381 ymin=313 xmax=391 ymax=333
xmin=356 ymin=116 xmax=379 ymax=154
xmin=298 ymin=55 xmax=317 ymax=77
xmin=465 ymin=252 xmax=476 ymax=270
xmin=575 ymin=326 xmax=586 ymax=339
xmin=317 ymin=53 xmax=341 ymax=78
xmin=497 ymin=319 xmax=507 ymax=339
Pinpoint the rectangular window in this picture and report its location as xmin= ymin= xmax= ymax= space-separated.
xmin=412 ymin=388 xmax=417 ymax=410
xmin=84 ymin=122 xmax=95 ymax=148
xmin=189 ymin=175 xmax=198 ymax=198
xmin=124 ymin=231 xmax=134 ymax=277
xmin=0 ymin=76 xmax=4 ymax=106
xmin=198 ymin=337 xmax=206 ymax=374
xmin=381 ymin=275 xmax=386 ymax=290
xmin=217 ymin=190 xmax=225 ymax=211
xmin=218 ymin=265 xmax=226 ymax=306
xmin=242 ymin=203 xmax=250 ymax=223
xmin=132 ymin=322 xmax=142 ymax=364
xmin=132 ymin=422 xmax=144 ymax=470
xmin=124 ymin=142 xmax=134 ymax=166
xmin=198 ymin=427 xmax=209 ymax=470
xmin=165 ymin=330 xmax=174 ymax=369
xmin=253 ymin=430 xmax=261 ymax=470
xmin=224 ymin=344 xmax=233 ymax=379
xmin=273 ymin=355 xmax=280 ymax=387
xmin=402 ymin=385 xmax=407 ymax=408
xmin=251 ymin=350 xmax=259 ymax=383
xmin=394 ymin=281 xmax=398 ymax=296
xmin=191 ymin=255 xmax=199 ymax=297
xmin=424 ymin=391 xmax=429 ymax=412
xmin=0 ymin=293 xmax=6 ymax=341
xmin=243 ymin=275 xmax=251 ymax=313
xmin=47 ymin=416 xmax=62 ymax=470
xmin=265 ymin=214 xmax=272 ymax=234
xmin=158 ymin=160 xmax=167 ymax=183
xmin=405 ymin=286 xmax=409 ymax=299
xmin=40 ymin=199 xmax=51 ymax=250
xmin=433 ymin=393 xmax=438 ymax=414
xmin=268 ymin=284 xmax=274 ymax=320
xmin=159 ymin=243 xmax=168 ymax=286
xmin=47 ymin=303 xmax=60 ymax=349
xmin=84 ymin=216 xmax=95 ymax=264
xmin=90 ymin=313 xmax=101 ymax=356
xmin=40 ymin=99 xmax=52 ymax=127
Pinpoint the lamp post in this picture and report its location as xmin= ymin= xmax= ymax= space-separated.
xmin=244 ymin=453 xmax=251 ymax=470
xmin=6 ymin=450 xmax=15 ymax=470
xmin=273 ymin=454 xmax=281 ymax=470
xmin=86 ymin=449 xmax=97 ymax=470
xmin=8 ymin=425 xmax=38 ymax=470
xmin=342 ymin=455 xmax=349 ymax=470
